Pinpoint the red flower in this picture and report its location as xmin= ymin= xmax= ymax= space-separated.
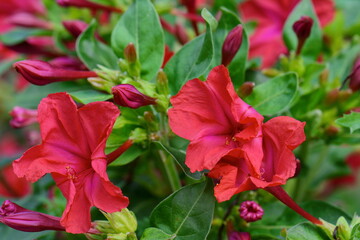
xmin=169 ymin=65 xmax=263 ymax=173
xmin=238 ymin=0 xmax=335 ymax=68
xmin=13 ymin=93 xmax=129 ymax=233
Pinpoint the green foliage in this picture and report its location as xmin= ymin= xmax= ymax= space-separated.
xmin=336 ymin=112 xmax=360 ymax=133
xmin=70 ymin=89 xmax=113 ymax=104
xmin=286 ymin=223 xmax=331 ymax=240
xmin=111 ymin=0 xmax=164 ymax=81
xmin=0 ymin=28 xmax=49 ymax=46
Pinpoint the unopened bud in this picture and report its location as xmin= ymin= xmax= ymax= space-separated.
xmin=7 ymin=13 xmax=52 ymax=29
xmin=325 ymin=89 xmax=339 ymax=105
xmin=62 ymin=20 xmax=88 ymax=38
xmin=348 ymin=58 xmax=360 ymax=92
xmin=239 ymin=201 xmax=264 ymax=223
xmin=143 ymin=111 xmax=155 ymax=122
xmin=124 ymin=43 xmax=137 ymax=64
xmin=320 ymin=69 xmax=329 ymax=85
xmin=162 ymin=45 xmax=174 ymax=68
xmin=49 ymin=56 xmax=87 ymax=70
xmin=9 ymin=107 xmax=38 ymax=128
xmin=292 ymin=16 xmax=313 ymax=55
xmin=156 ymin=70 xmax=169 ymax=96
xmin=112 ymin=84 xmax=157 ymax=109
xmin=14 ymin=60 xmax=97 ymax=86
xmin=238 ymin=81 xmax=254 ymax=98
xmin=175 ymin=23 xmax=189 ymax=45
xmin=228 ymin=232 xmax=251 ymax=240
xmin=102 ymin=208 xmax=137 ymax=234
xmin=222 ymin=25 xmax=243 ymax=67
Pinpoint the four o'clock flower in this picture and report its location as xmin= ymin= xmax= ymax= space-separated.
xmin=14 ymin=60 xmax=97 ymax=85
xmin=9 ymin=106 xmax=38 ymax=128
xmin=222 ymin=25 xmax=243 ymax=67
xmin=112 ymin=84 xmax=157 ymax=109
xmin=293 ymin=16 xmax=314 ymax=55
xmin=13 ymin=93 xmax=129 ymax=233
xmin=239 ymin=201 xmax=264 ymax=222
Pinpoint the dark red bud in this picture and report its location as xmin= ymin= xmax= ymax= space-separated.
xmin=9 ymin=107 xmax=38 ymax=128
xmin=325 ymin=89 xmax=339 ymax=105
xmin=238 ymin=81 xmax=254 ymax=98
xmin=175 ymin=23 xmax=189 ymax=45
xmin=239 ymin=201 xmax=264 ymax=223
xmin=112 ymin=84 xmax=157 ymax=109
xmin=49 ymin=56 xmax=87 ymax=70
xmin=349 ymin=58 xmax=360 ymax=92
xmin=7 ymin=13 xmax=52 ymax=29
xmin=124 ymin=43 xmax=137 ymax=63
xmin=162 ymin=45 xmax=174 ymax=68
xmin=62 ymin=20 xmax=88 ymax=38
xmin=325 ymin=125 xmax=339 ymax=136
xmin=14 ymin=60 xmax=97 ymax=85
xmin=228 ymin=232 xmax=251 ymax=240
xmin=222 ymin=25 xmax=243 ymax=67
xmin=56 ymin=0 xmax=122 ymax=13
xmin=292 ymin=16 xmax=313 ymax=55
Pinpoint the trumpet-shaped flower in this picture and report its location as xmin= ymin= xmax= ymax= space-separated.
xmin=13 ymin=93 xmax=129 ymax=233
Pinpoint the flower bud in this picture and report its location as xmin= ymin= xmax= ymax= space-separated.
xmin=222 ymin=25 xmax=243 ymax=67
xmin=348 ymin=58 xmax=360 ymax=92
xmin=124 ymin=43 xmax=137 ymax=64
xmin=156 ymin=69 xmax=169 ymax=96
xmin=112 ymin=84 xmax=156 ymax=109
xmin=228 ymin=231 xmax=251 ymax=240
xmin=292 ymin=16 xmax=313 ymax=55
xmin=14 ymin=60 xmax=97 ymax=85
xmin=175 ymin=23 xmax=189 ymax=45
xmin=238 ymin=81 xmax=254 ymax=98
xmin=9 ymin=107 xmax=38 ymax=128
xmin=325 ymin=89 xmax=339 ymax=105
xmin=102 ymin=208 xmax=137 ymax=234
xmin=49 ymin=56 xmax=87 ymax=70
xmin=62 ymin=20 xmax=88 ymax=38
xmin=162 ymin=45 xmax=174 ymax=68
xmin=7 ymin=13 xmax=52 ymax=29
xmin=239 ymin=201 xmax=264 ymax=223
xmin=0 ymin=200 xmax=65 ymax=232
xmin=56 ymin=0 xmax=122 ymax=13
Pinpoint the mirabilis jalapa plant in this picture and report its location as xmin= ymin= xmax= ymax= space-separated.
xmin=1 ymin=0 xmax=360 ymax=239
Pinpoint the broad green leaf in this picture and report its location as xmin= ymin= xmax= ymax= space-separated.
xmin=165 ymin=9 xmax=216 ymax=95
xmin=212 ymin=7 xmax=249 ymax=87
xmin=70 ymin=89 xmax=113 ymax=104
xmin=0 ymin=28 xmax=48 ymax=45
xmin=286 ymin=223 xmax=331 ymax=240
xmin=141 ymin=228 xmax=173 ymax=240
xmin=351 ymin=223 xmax=360 ymax=240
xmin=111 ymin=0 xmax=164 ymax=81
xmin=150 ymin=180 xmax=215 ymax=240
xmin=110 ymin=145 xmax=143 ymax=166
xmin=302 ymin=62 xmax=326 ymax=94
xmin=155 ymin=142 xmax=202 ymax=180
xmin=76 ymin=20 xmax=119 ymax=70
xmin=283 ymin=0 xmax=322 ymax=59
xmin=336 ymin=112 xmax=360 ymax=133
xmin=245 ymin=73 xmax=298 ymax=115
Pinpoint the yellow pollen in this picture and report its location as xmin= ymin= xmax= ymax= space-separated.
xmin=65 ymin=166 xmax=77 ymax=180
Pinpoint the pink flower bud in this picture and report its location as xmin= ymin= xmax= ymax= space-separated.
xmin=124 ymin=43 xmax=137 ymax=63
xmin=292 ymin=16 xmax=313 ymax=55
xmin=175 ymin=23 xmax=189 ymax=45
xmin=62 ymin=20 xmax=88 ymax=38
xmin=228 ymin=231 xmax=251 ymax=240
xmin=14 ymin=60 xmax=97 ymax=85
xmin=0 ymin=200 xmax=65 ymax=232
xmin=56 ymin=0 xmax=122 ymax=13
xmin=112 ymin=84 xmax=157 ymax=109
xmin=239 ymin=201 xmax=264 ymax=222
xmin=222 ymin=25 xmax=243 ymax=67
xmin=9 ymin=107 xmax=38 ymax=128
xmin=349 ymin=58 xmax=360 ymax=92
xmin=7 ymin=13 xmax=52 ymax=29
xmin=49 ymin=56 xmax=87 ymax=71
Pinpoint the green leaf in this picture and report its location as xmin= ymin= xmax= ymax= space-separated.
xmin=150 ymin=179 xmax=215 ymax=240
xmin=286 ymin=223 xmax=331 ymax=240
xmin=0 ymin=28 xmax=49 ymax=45
xmin=245 ymin=73 xmax=298 ymax=115
xmin=283 ymin=0 xmax=322 ymax=59
xmin=76 ymin=20 xmax=119 ymax=70
xmin=336 ymin=112 xmax=360 ymax=133
xmin=155 ymin=142 xmax=202 ymax=180
xmin=165 ymin=9 xmax=216 ymax=95
xmin=110 ymin=145 xmax=143 ymax=166
xmin=111 ymin=0 xmax=164 ymax=81
xmin=351 ymin=223 xmax=360 ymax=240
xmin=141 ymin=228 xmax=173 ymax=240
xmin=69 ymin=89 xmax=113 ymax=104
xmin=212 ymin=7 xmax=249 ymax=88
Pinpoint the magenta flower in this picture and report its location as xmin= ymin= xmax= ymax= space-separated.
xmin=112 ymin=84 xmax=157 ymax=109
xmin=9 ymin=106 xmax=38 ymax=128
xmin=14 ymin=60 xmax=97 ymax=85
xmin=228 ymin=231 xmax=251 ymax=240
xmin=238 ymin=0 xmax=335 ymax=68
xmin=7 ymin=12 xmax=52 ymax=29
xmin=0 ymin=200 xmax=65 ymax=232
xmin=239 ymin=201 xmax=264 ymax=222
xmin=222 ymin=25 xmax=243 ymax=67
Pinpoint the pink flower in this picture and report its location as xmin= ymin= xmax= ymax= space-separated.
xmin=13 ymin=93 xmax=129 ymax=233
xmin=9 ymin=106 xmax=38 ymax=128
xmin=239 ymin=201 xmax=264 ymax=222
xmin=7 ymin=12 xmax=52 ymax=29
xmin=14 ymin=60 xmax=97 ymax=85
xmin=169 ymin=65 xmax=263 ymax=173
xmin=238 ymin=0 xmax=335 ymax=68
xmin=112 ymin=84 xmax=157 ymax=109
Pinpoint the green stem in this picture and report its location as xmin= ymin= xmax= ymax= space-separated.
xmin=295 ymin=143 xmax=328 ymax=202
xmin=159 ymin=150 xmax=181 ymax=191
